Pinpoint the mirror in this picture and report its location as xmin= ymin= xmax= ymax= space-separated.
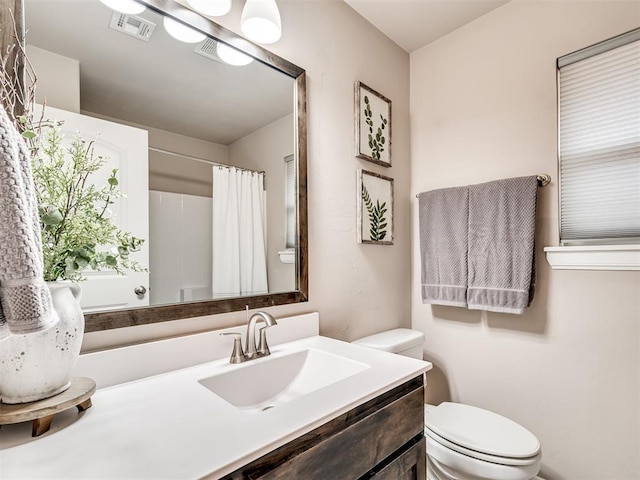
xmin=23 ymin=0 xmax=308 ymax=331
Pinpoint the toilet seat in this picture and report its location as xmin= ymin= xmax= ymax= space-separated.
xmin=425 ymin=402 xmax=541 ymax=464
xmin=425 ymin=427 xmax=541 ymax=467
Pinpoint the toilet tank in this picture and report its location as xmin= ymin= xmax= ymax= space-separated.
xmin=353 ymin=328 xmax=425 ymax=359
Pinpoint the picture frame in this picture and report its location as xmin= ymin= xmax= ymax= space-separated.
xmin=355 ymin=81 xmax=392 ymax=167
xmin=357 ymin=169 xmax=394 ymax=245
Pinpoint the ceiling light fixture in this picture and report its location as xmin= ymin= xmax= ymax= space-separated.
xmin=216 ymin=43 xmax=254 ymax=66
xmin=186 ymin=0 xmax=232 ymax=17
xmin=99 ymin=0 xmax=146 ymax=15
xmin=163 ymin=17 xmax=207 ymax=43
xmin=241 ymin=0 xmax=282 ymax=45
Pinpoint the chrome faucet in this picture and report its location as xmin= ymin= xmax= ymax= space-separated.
xmin=220 ymin=311 xmax=277 ymax=364
xmin=245 ymin=311 xmax=277 ymax=358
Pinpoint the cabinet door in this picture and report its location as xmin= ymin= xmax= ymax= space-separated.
xmin=223 ymin=377 xmax=425 ymax=480
xmin=367 ymin=437 xmax=426 ymax=480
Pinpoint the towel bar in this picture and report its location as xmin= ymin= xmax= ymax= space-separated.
xmin=536 ymin=174 xmax=552 ymax=187
xmin=415 ymin=174 xmax=551 ymax=198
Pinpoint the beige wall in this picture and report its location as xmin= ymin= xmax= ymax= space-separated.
xmin=410 ymin=1 xmax=640 ymax=478
xmin=83 ymin=0 xmax=411 ymax=349
xmin=87 ymin=112 xmax=229 ymax=198
xmin=30 ymin=42 xmax=228 ymax=197
xmin=145 ymin=125 xmax=228 ymax=198
xmin=247 ymin=0 xmax=412 ymax=342
xmin=27 ymin=45 xmax=80 ymax=113
xmin=229 ymin=113 xmax=296 ymax=294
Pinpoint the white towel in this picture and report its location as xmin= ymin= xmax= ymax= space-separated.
xmin=418 ymin=186 xmax=469 ymax=307
xmin=467 ymin=176 xmax=538 ymax=314
xmin=0 ymin=106 xmax=57 ymax=337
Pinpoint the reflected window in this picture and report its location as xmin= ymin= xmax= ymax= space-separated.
xmin=285 ymin=155 xmax=296 ymax=249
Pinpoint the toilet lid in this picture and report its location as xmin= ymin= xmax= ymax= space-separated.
xmin=425 ymin=402 xmax=541 ymax=460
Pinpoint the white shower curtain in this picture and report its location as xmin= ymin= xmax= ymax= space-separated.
xmin=212 ymin=167 xmax=268 ymax=298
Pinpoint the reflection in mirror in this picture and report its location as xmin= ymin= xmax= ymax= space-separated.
xmin=24 ymin=0 xmax=307 ymax=331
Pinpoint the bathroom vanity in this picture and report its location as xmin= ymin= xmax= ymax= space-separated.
xmin=222 ymin=376 xmax=425 ymax=479
xmin=0 ymin=313 xmax=431 ymax=479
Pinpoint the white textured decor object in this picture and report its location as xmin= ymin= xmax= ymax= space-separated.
xmin=0 ymin=282 xmax=84 ymax=404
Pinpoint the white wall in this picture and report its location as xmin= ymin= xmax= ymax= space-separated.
xmin=84 ymin=0 xmax=412 ymax=349
xmin=410 ymin=1 xmax=640 ymax=478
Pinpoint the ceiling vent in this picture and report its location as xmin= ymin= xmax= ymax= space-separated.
xmin=193 ymin=38 xmax=226 ymax=64
xmin=109 ymin=12 xmax=156 ymax=41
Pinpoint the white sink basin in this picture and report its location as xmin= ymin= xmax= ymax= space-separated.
xmin=198 ymin=348 xmax=370 ymax=412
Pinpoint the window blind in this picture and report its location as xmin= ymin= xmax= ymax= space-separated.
xmin=558 ymin=29 xmax=640 ymax=245
xmin=285 ymin=155 xmax=296 ymax=249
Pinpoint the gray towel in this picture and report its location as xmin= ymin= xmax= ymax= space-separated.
xmin=467 ymin=176 xmax=538 ymax=314
xmin=419 ymin=186 xmax=469 ymax=307
xmin=0 ymin=106 xmax=56 ymax=338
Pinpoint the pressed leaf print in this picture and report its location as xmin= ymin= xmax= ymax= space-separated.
xmin=363 ymin=95 xmax=388 ymax=162
xmin=356 ymin=82 xmax=391 ymax=167
xmin=362 ymin=184 xmax=388 ymax=241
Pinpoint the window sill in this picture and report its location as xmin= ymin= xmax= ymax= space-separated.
xmin=278 ymin=249 xmax=295 ymax=264
xmin=544 ymin=245 xmax=640 ymax=271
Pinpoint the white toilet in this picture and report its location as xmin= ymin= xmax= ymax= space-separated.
xmin=353 ymin=328 xmax=543 ymax=480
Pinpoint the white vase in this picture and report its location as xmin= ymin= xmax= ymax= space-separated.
xmin=0 ymin=282 xmax=84 ymax=404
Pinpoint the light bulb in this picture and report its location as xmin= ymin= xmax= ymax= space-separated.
xmin=241 ymin=0 xmax=282 ymax=45
xmin=99 ymin=0 xmax=146 ymax=15
xmin=163 ymin=17 xmax=207 ymax=43
xmin=217 ymin=43 xmax=253 ymax=66
xmin=186 ymin=0 xmax=232 ymax=17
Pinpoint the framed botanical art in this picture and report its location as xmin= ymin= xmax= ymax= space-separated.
xmin=355 ymin=81 xmax=392 ymax=167
xmin=357 ymin=169 xmax=394 ymax=245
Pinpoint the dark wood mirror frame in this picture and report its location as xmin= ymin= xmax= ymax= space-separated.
xmin=3 ymin=0 xmax=308 ymax=332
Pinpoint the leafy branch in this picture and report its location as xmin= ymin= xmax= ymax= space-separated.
xmin=363 ymin=95 xmax=388 ymax=161
xmin=32 ymin=126 xmax=146 ymax=281
xmin=0 ymin=21 xmax=146 ymax=282
xmin=362 ymin=184 xmax=388 ymax=241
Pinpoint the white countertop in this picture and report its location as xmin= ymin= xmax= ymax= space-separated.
xmin=0 ymin=335 xmax=431 ymax=479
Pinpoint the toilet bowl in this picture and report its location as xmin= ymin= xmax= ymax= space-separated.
xmin=425 ymin=402 xmax=541 ymax=480
xmin=353 ymin=329 xmax=543 ymax=480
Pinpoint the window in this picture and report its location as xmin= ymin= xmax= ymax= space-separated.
xmin=284 ymin=155 xmax=296 ymax=249
xmin=557 ymin=29 xmax=640 ymax=246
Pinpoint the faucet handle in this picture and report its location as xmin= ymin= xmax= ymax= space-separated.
xmin=257 ymin=326 xmax=271 ymax=356
xmin=220 ymin=333 xmax=245 ymax=364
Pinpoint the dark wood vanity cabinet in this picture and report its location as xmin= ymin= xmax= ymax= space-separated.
xmin=222 ymin=376 xmax=425 ymax=480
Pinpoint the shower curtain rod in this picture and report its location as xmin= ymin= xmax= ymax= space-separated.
xmin=148 ymin=146 xmax=265 ymax=175
xmin=415 ymin=174 xmax=551 ymax=198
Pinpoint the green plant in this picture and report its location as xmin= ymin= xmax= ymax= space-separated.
xmin=27 ymin=122 xmax=145 ymax=281
xmin=363 ymin=95 xmax=388 ymax=161
xmin=362 ymin=184 xmax=388 ymax=241
xmin=0 ymin=21 xmax=145 ymax=282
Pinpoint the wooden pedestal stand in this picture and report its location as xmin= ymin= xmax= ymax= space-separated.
xmin=0 ymin=377 xmax=96 ymax=437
